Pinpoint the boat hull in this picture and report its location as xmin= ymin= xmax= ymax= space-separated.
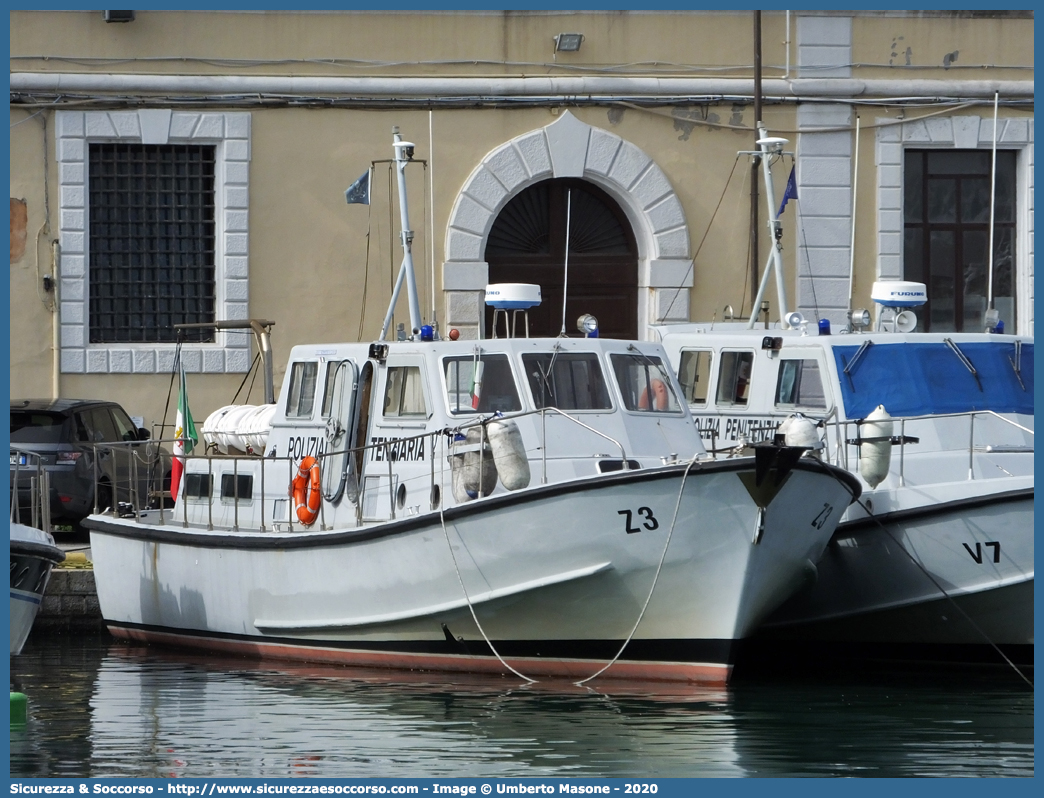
xmin=759 ymin=488 xmax=1033 ymax=646
xmin=88 ymin=461 xmax=858 ymax=685
xmin=10 ymin=524 xmax=65 ymax=655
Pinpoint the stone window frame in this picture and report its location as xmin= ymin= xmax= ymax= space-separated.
xmin=56 ymin=110 xmax=251 ymax=375
xmin=876 ymin=114 xmax=1034 ymax=336
xmin=442 ymin=111 xmax=692 ymax=341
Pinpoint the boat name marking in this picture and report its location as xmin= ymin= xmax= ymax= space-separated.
xmin=618 ymin=507 xmax=659 ymax=535
xmin=288 ymin=436 xmax=326 ymax=461
xmin=963 ymin=541 xmax=1001 ymax=564
xmin=811 ymin=503 xmax=834 ymax=530
xmin=695 ymin=416 xmax=778 ymax=444
xmin=370 ymin=436 xmax=427 ymax=462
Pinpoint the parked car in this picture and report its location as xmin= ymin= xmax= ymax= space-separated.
xmin=10 ymin=399 xmax=170 ymax=529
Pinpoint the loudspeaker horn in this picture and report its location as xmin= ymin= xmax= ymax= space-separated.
xmin=895 ymin=310 xmax=917 ymax=333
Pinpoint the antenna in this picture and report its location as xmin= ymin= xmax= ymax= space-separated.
xmin=429 ymin=110 xmax=437 ymax=327
xmin=847 ymin=114 xmax=860 ymax=317
xmin=559 ymin=189 xmax=572 ymax=337
xmin=987 ymin=91 xmax=999 ymax=315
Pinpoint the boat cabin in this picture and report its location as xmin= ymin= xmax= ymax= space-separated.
xmin=654 ymin=323 xmax=1034 ymax=489
xmin=177 ymin=336 xmax=703 ymax=532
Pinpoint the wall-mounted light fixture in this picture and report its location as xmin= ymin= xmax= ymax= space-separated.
xmin=103 ymin=11 xmax=135 ymax=23
xmin=554 ymin=33 xmax=584 ymax=52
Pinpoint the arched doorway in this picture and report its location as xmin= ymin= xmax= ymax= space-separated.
xmin=484 ymin=178 xmax=638 ymax=339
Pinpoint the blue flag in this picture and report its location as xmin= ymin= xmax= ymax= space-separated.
xmin=344 ymin=170 xmax=370 ymax=205
xmin=777 ymin=165 xmax=798 ymax=217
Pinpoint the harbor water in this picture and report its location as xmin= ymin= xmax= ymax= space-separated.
xmin=9 ymin=634 xmax=1033 ymax=778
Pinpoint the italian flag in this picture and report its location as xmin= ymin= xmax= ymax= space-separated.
xmin=170 ymin=362 xmax=198 ymax=500
xmin=470 ymin=361 xmax=484 ymax=410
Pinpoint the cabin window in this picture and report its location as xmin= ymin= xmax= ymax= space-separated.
xmin=286 ymin=362 xmax=319 ymax=418
xmin=775 ymin=359 xmax=827 ymax=409
xmin=184 ymin=473 xmax=212 ymax=499
xmin=321 ymin=360 xmax=351 ymax=417
xmin=384 ymin=366 xmax=428 ymax=418
xmin=716 ymin=351 xmax=754 ymax=406
xmin=678 ymin=349 xmax=712 ymax=406
xmin=352 ymin=362 xmax=374 ymax=478
xmin=610 ymin=354 xmax=681 ymax=413
xmin=443 ymin=355 xmax=521 ymax=414
xmin=220 ymin=473 xmax=253 ymax=501
xmin=523 ymin=352 xmax=611 ymax=410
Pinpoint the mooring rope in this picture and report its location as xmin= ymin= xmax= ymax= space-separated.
xmin=809 ymin=457 xmax=1033 ymax=689
xmin=573 ymin=453 xmax=700 ymax=686
xmin=436 ymin=426 xmax=702 ymax=687
xmin=437 ymin=428 xmax=537 ymax=683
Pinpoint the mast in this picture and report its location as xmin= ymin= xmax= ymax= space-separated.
xmin=380 ymin=126 xmax=423 ymax=340
xmin=745 ymin=129 xmax=791 ymax=329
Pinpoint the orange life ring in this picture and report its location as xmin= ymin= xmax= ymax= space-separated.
xmin=638 ymin=378 xmax=670 ymax=411
xmin=291 ymin=456 xmax=321 ymax=526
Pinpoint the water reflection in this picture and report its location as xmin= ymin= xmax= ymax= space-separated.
xmin=10 ymin=635 xmax=1033 ymax=778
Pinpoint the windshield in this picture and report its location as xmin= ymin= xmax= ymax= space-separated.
xmin=833 ymin=340 xmax=1033 ymax=418
xmin=443 ymin=354 xmax=521 ymax=414
xmin=610 ymin=354 xmax=681 ymax=413
xmin=522 ymin=352 xmax=611 ymax=411
xmin=11 ymin=411 xmax=68 ymax=444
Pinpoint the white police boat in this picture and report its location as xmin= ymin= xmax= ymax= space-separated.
xmin=84 ymin=129 xmax=859 ymax=686
xmin=655 ymin=284 xmax=1033 ymax=655
xmin=10 ymin=448 xmax=67 ymax=655
xmin=10 ymin=521 xmax=65 ymax=655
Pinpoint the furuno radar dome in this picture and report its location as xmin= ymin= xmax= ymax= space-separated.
xmin=484 ymin=284 xmax=542 ymax=309
xmin=870 ymin=281 xmax=927 ymax=309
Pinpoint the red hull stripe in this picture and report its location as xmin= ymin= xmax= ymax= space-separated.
xmin=107 ymin=626 xmax=732 ymax=686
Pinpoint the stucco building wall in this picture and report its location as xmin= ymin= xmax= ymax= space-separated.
xmin=10 ymin=10 xmax=1033 ymax=429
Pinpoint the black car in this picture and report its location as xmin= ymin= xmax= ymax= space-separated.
xmin=10 ymin=399 xmax=170 ymax=528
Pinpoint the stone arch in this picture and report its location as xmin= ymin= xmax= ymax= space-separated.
xmin=442 ymin=111 xmax=692 ymax=340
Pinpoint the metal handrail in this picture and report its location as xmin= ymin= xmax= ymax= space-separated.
xmin=9 ymin=447 xmax=46 ymax=529
xmin=684 ymin=404 xmax=1031 ymax=485
xmin=109 ymin=403 xmax=630 ymax=534
xmin=819 ymin=408 xmax=1033 ymax=485
xmin=94 ymin=400 xmax=1031 ymax=533
xmin=81 ymin=438 xmax=165 ymax=519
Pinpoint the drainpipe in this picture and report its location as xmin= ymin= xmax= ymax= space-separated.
xmin=50 ymin=240 xmax=60 ymax=400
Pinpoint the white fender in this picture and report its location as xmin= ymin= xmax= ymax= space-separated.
xmin=776 ymin=413 xmax=823 ymax=451
xmin=486 ymin=419 xmax=531 ymax=491
xmin=449 ymin=428 xmax=498 ymax=502
xmin=859 ymin=405 xmax=893 ymax=489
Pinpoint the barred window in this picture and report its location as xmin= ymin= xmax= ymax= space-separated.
xmin=88 ymin=143 xmax=216 ymax=343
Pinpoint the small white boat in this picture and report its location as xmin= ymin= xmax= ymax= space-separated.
xmin=10 ymin=521 xmax=65 ymax=655
xmin=655 ymin=318 xmax=1033 ymax=651
xmin=84 ymin=129 xmax=860 ymax=686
